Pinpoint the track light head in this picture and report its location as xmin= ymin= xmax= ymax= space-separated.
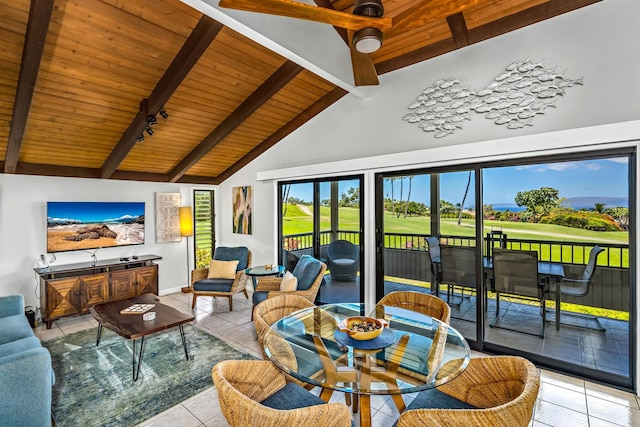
xmin=137 ymin=134 xmax=145 ymax=143
xmin=146 ymin=114 xmax=158 ymax=126
xmin=145 ymin=126 xmax=154 ymax=136
xmin=158 ymin=108 xmax=168 ymax=119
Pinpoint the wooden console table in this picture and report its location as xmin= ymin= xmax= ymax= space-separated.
xmin=35 ymin=255 xmax=162 ymax=328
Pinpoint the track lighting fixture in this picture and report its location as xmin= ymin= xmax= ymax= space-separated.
xmin=145 ymin=126 xmax=154 ymax=136
xmin=137 ymin=98 xmax=167 ymax=143
xmin=158 ymin=107 xmax=168 ymax=119
xmin=147 ymin=114 xmax=158 ymax=126
xmin=137 ymin=134 xmax=145 ymax=143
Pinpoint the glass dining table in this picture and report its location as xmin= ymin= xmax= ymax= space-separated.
xmin=262 ymin=303 xmax=471 ymax=427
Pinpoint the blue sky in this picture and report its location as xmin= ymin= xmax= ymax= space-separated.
xmin=285 ymin=157 xmax=629 ymax=207
xmin=48 ymin=202 xmax=145 ymax=223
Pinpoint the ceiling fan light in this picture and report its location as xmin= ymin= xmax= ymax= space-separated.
xmin=353 ymin=27 xmax=383 ymax=54
xmin=353 ymin=0 xmax=384 ymax=17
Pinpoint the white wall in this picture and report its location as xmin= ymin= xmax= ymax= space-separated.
xmin=213 ymin=0 xmax=640 ymax=390
xmin=0 ymin=174 xmax=211 ymax=308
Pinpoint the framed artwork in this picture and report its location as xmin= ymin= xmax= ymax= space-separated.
xmin=155 ymin=192 xmax=181 ymax=243
xmin=232 ymin=186 xmax=252 ymax=234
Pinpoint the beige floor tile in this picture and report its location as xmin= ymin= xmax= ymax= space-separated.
xmin=537 ymin=381 xmax=587 ymax=413
xmin=586 ymin=381 xmax=640 ymax=409
xmin=587 ymin=394 xmax=640 ymax=426
xmin=139 ymin=405 xmax=202 ymax=427
xmin=182 ymin=387 xmax=222 ymax=423
xmin=533 ymin=401 xmax=589 ymax=427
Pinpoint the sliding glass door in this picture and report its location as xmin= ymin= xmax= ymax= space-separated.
xmin=278 ymin=176 xmax=364 ymax=303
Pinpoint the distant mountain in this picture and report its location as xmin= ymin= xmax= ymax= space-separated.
xmin=563 ymin=197 xmax=628 ymax=209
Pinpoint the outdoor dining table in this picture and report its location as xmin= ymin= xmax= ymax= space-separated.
xmin=262 ymin=303 xmax=471 ymax=427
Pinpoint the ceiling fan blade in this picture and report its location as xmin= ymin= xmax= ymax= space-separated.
xmin=386 ymin=0 xmax=481 ymax=39
xmin=348 ymin=31 xmax=379 ymax=86
xmin=219 ymin=0 xmax=392 ymax=31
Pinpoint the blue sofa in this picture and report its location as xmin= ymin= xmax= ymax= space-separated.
xmin=0 ymin=295 xmax=54 ymax=426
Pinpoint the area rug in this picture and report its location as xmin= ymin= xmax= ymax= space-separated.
xmin=42 ymin=324 xmax=255 ymax=427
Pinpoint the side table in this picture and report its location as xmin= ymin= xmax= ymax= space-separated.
xmin=245 ymin=265 xmax=285 ymax=290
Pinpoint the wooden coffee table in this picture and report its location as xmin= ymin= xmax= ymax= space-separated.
xmin=90 ymin=293 xmax=195 ymax=381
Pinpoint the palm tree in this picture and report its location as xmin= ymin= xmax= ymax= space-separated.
xmin=404 ymin=175 xmax=414 ymax=218
xmin=457 ymin=172 xmax=472 ymax=226
xmin=396 ymin=176 xmax=405 ymax=218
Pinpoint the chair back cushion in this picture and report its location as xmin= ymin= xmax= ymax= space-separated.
xmin=292 ymin=255 xmax=323 ymax=290
xmin=280 ymin=272 xmax=298 ymax=292
xmin=208 ymin=259 xmax=239 ymax=279
xmin=214 ymin=246 xmax=249 ymax=271
xmin=426 ymin=236 xmax=440 ymax=263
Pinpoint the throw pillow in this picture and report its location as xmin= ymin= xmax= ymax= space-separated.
xmin=208 ymin=259 xmax=239 ymax=279
xmin=279 ymin=271 xmax=298 ymax=292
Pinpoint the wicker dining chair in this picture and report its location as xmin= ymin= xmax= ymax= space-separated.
xmin=377 ymin=291 xmax=451 ymax=324
xmin=395 ymin=356 xmax=540 ymax=427
xmin=212 ymin=360 xmax=353 ymax=427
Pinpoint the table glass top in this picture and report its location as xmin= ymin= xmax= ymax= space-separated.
xmin=263 ymin=303 xmax=470 ymax=395
xmin=245 ymin=265 xmax=285 ymax=276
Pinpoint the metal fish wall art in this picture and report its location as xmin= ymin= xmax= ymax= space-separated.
xmin=402 ymin=59 xmax=584 ymax=137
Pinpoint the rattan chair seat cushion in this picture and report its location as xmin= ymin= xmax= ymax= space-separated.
xmin=407 ymin=387 xmax=477 ymax=410
xmin=192 ymin=278 xmax=233 ymax=292
xmin=260 ymin=382 xmax=326 ymax=410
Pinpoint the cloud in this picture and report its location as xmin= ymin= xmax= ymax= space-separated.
xmin=606 ymin=157 xmax=629 ymax=164
xmin=546 ymin=162 xmax=579 ymax=171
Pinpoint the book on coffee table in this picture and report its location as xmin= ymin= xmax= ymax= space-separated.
xmin=120 ymin=303 xmax=155 ymax=314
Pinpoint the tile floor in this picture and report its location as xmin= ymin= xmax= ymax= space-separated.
xmin=35 ymin=291 xmax=640 ymax=427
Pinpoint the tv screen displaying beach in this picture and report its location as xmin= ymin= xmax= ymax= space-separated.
xmin=47 ymin=202 xmax=145 ymax=253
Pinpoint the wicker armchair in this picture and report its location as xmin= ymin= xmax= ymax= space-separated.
xmin=396 ymin=356 xmax=540 ymax=427
xmin=252 ymin=255 xmax=326 ymax=307
xmin=191 ymin=247 xmax=252 ymax=311
xmin=377 ymin=291 xmax=451 ymax=324
xmin=212 ymin=360 xmax=353 ymax=427
xmin=253 ymin=294 xmax=315 ymax=359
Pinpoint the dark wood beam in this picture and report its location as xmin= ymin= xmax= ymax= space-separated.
xmin=100 ymin=16 xmax=224 ymax=179
xmin=447 ymin=12 xmax=469 ymax=48
xmin=213 ymin=86 xmax=348 ymax=184
xmin=376 ymin=0 xmax=600 ymax=76
xmin=6 ymin=161 xmax=219 ymax=184
xmin=168 ymin=60 xmax=303 ymax=183
xmin=4 ymin=0 xmax=54 ymax=174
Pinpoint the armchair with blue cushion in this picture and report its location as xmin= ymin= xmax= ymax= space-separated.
xmin=0 ymin=294 xmax=54 ymax=426
xmin=326 ymin=240 xmax=359 ymax=282
xmin=252 ymin=255 xmax=326 ymax=307
xmin=191 ymin=246 xmax=252 ymax=311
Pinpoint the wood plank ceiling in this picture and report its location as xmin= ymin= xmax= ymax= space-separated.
xmin=0 ymin=0 xmax=599 ymax=184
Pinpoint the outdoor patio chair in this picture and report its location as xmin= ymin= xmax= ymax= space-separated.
xmin=490 ymin=248 xmax=547 ymax=338
xmin=426 ymin=236 xmax=442 ymax=294
xmin=191 ymin=246 xmax=251 ymax=311
xmin=395 ymin=356 xmax=540 ymax=427
xmin=326 ymin=240 xmax=359 ymax=282
xmin=212 ymin=360 xmax=353 ymax=427
xmin=549 ymin=245 xmax=606 ymax=331
xmin=439 ymin=245 xmax=480 ymax=308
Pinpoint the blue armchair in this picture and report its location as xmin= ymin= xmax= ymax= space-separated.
xmin=0 ymin=295 xmax=54 ymax=426
xmin=191 ymin=246 xmax=252 ymax=311
xmin=326 ymin=240 xmax=359 ymax=282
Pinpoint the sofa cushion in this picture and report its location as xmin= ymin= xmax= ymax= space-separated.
xmin=0 ymin=314 xmax=35 ymax=345
xmin=260 ymin=382 xmax=325 ymax=410
xmin=193 ymin=278 xmax=234 ymax=292
xmin=291 ymin=255 xmax=322 ymax=291
xmin=0 ymin=337 xmax=41 ymax=359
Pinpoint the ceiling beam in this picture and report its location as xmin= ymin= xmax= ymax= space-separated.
xmin=376 ymin=0 xmax=600 ymax=76
xmin=168 ymin=60 xmax=303 ymax=183
xmin=100 ymin=15 xmax=224 ymax=179
xmin=4 ymin=0 xmax=54 ymax=174
xmin=213 ymin=86 xmax=348 ymax=184
xmin=447 ymin=12 xmax=469 ymax=48
xmin=313 ymin=0 xmax=349 ymax=44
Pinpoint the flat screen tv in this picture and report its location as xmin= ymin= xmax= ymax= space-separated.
xmin=47 ymin=202 xmax=145 ymax=253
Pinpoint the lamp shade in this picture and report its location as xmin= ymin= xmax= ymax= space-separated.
xmin=179 ymin=206 xmax=193 ymax=237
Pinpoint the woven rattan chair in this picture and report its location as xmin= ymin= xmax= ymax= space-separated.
xmin=378 ymin=291 xmax=451 ymax=324
xmin=396 ymin=356 xmax=540 ymax=427
xmin=253 ymin=294 xmax=315 ymax=359
xmin=212 ymin=360 xmax=353 ymax=427
xmin=252 ymin=255 xmax=326 ymax=307
xmin=191 ymin=247 xmax=251 ymax=311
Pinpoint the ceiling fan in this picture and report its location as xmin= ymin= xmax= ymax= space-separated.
xmin=218 ymin=0 xmax=480 ymax=86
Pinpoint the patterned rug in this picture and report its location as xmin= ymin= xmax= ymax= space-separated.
xmin=42 ymin=324 xmax=255 ymax=427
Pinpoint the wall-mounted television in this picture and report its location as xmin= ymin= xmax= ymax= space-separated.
xmin=47 ymin=202 xmax=145 ymax=253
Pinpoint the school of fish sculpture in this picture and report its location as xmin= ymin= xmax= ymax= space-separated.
xmin=402 ymin=59 xmax=583 ymax=137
